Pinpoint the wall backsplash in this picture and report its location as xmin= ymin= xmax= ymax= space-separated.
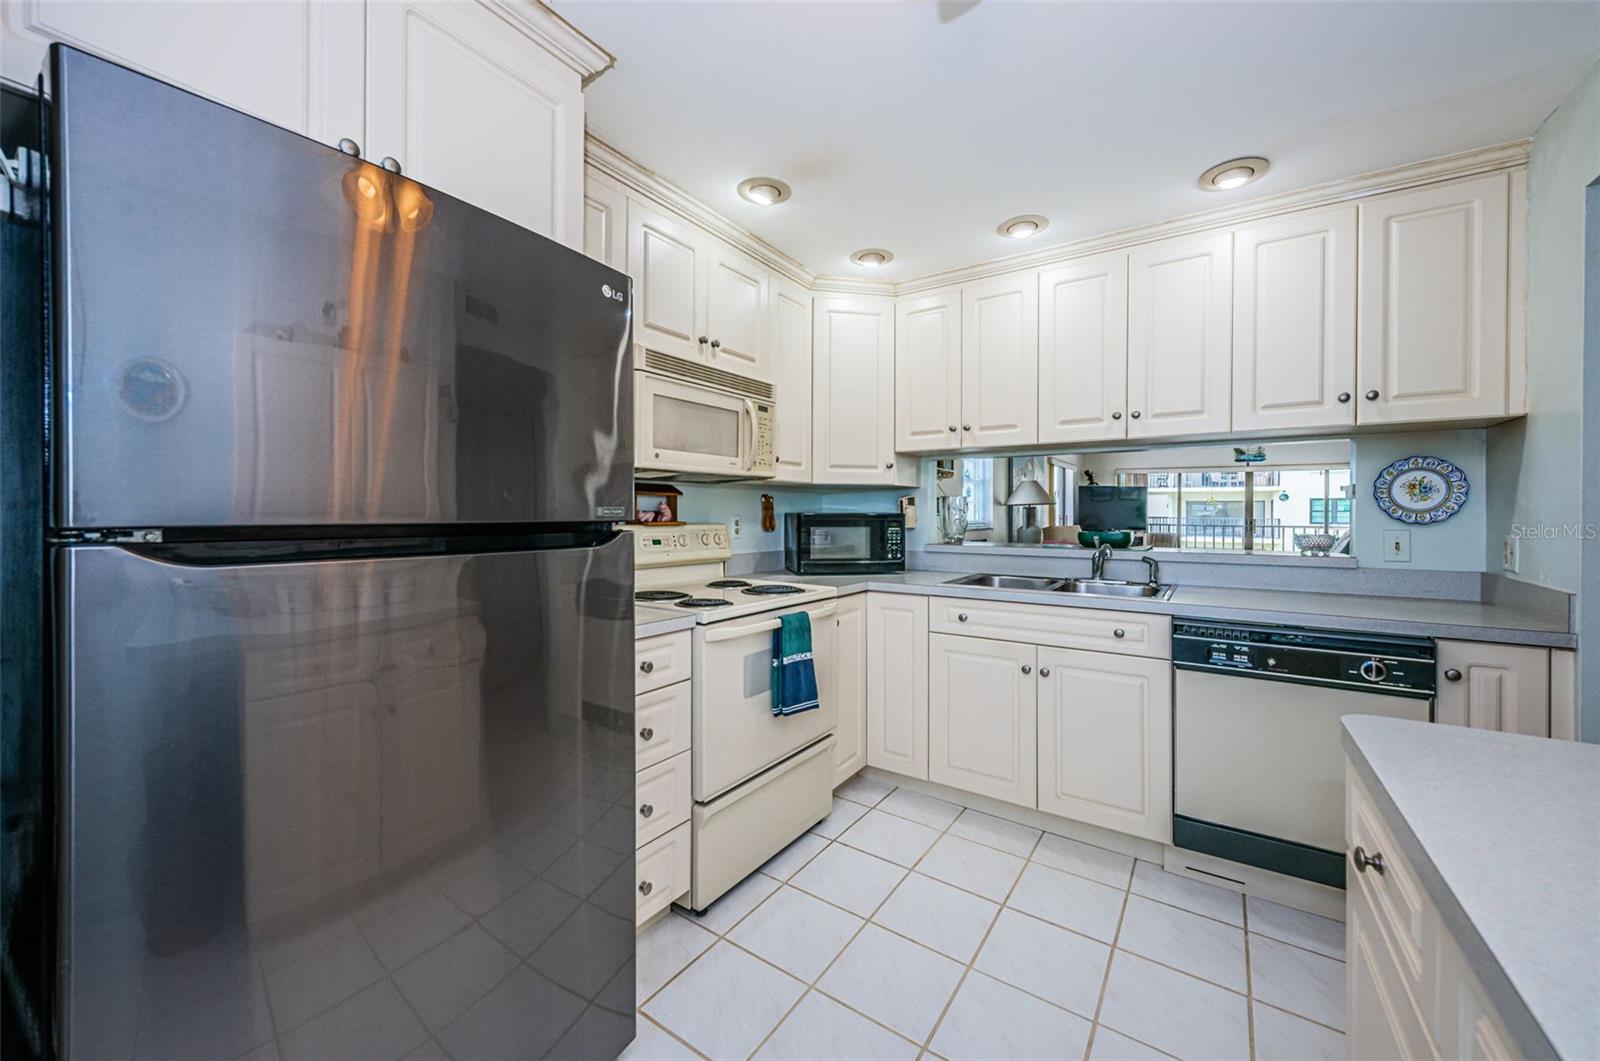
xmin=658 ymin=482 xmax=911 ymax=554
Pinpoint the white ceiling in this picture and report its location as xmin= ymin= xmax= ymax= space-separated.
xmin=561 ymin=1 xmax=1600 ymax=282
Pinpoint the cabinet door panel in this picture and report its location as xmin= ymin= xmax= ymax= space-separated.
xmin=813 ymin=296 xmax=896 ymax=484
xmin=770 ymin=276 xmax=813 ymax=482
xmin=582 ymin=168 xmax=628 ymax=269
xmin=1435 ymin=640 xmax=1549 ymax=736
xmin=366 ymin=0 xmax=582 ymax=247
xmin=961 ymin=273 xmax=1039 ymax=448
xmin=929 ymin=634 xmax=1037 ymax=807
xmin=1357 ymin=173 xmax=1508 ymax=423
xmin=1233 ymin=205 xmax=1357 ymax=432
xmin=895 ymin=290 xmax=962 ymax=452
xmin=706 ymin=246 xmax=770 ymax=377
xmin=1127 ymin=231 xmax=1232 ymax=438
xmin=1037 ymin=647 xmax=1171 ymax=843
xmin=628 ymin=200 xmax=706 ymax=360
xmin=866 ymin=594 xmax=928 ymax=778
xmin=3 ymin=0 xmax=364 ymax=147
xmin=833 ymin=597 xmax=869 ymax=785
xmin=1038 ymin=253 xmax=1128 ymax=445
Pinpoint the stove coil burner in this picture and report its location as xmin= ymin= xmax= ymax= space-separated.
xmin=706 ymin=579 xmax=752 ymax=589
xmin=676 ymin=597 xmax=733 ymax=609
xmin=742 ymin=584 xmax=804 ymax=596
xmin=635 ymin=590 xmax=690 ymax=602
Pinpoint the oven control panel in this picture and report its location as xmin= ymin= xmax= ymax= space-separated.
xmin=629 ymin=523 xmax=732 ymax=567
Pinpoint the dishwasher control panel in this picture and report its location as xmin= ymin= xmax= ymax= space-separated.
xmin=1173 ymin=620 xmax=1435 ymax=695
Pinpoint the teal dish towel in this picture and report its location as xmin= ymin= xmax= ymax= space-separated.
xmin=771 ymin=612 xmax=820 ymax=716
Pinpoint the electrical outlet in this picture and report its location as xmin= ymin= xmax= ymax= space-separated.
xmin=731 ymin=516 xmax=743 ymax=539
xmin=1383 ymin=530 xmax=1412 ymax=563
xmin=1503 ymin=534 xmax=1519 ymax=573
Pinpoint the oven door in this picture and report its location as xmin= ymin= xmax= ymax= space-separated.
xmin=691 ymin=601 xmax=839 ymax=800
xmin=635 ymin=372 xmax=754 ymax=479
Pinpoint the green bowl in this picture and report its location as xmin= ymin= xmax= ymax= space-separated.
xmin=1078 ymin=530 xmax=1133 ymax=548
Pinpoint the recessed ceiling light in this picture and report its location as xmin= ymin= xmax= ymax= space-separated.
xmin=851 ymin=248 xmax=893 ymax=268
xmin=997 ymin=214 xmax=1049 ymax=240
xmin=737 ymin=177 xmax=791 ymax=206
xmin=1198 ymin=157 xmax=1270 ymax=192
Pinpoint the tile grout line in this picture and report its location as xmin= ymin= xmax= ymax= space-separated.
xmin=1083 ymin=856 xmax=1136 ymax=1059
xmin=1244 ymin=898 xmax=1258 ymax=1061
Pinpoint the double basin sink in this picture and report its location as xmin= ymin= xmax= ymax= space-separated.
xmin=943 ymin=572 xmax=1175 ymax=600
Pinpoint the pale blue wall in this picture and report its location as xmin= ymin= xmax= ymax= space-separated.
xmin=1350 ymin=430 xmax=1487 ymax=571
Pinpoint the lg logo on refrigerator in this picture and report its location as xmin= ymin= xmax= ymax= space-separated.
xmin=600 ymin=284 xmax=625 ymax=302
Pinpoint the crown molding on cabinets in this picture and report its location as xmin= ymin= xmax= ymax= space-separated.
xmin=809 ymin=274 xmax=899 ymax=296
xmin=584 ymin=133 xmax=842 ymax=290
xmin=485 ymin=0 xmax=614 ymax=82
xmin=868 ymin=139 xmax=1531 ymax=297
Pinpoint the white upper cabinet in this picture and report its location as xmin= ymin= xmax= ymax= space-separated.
xmin=1232 ymin=205 xmax=1357 ymax=432
xmin=813 ymin=296 xmax=899 ymax=484
xmin=582 ymin=168 xmax=628 ymax=270
xmin=705 ymin=245 xmax=771 ymax=377
xmin=1127 ymin=230 xmax=1233 ymax=439
xmin=627 ymin=199 xmax=707 ymax=361
xmin=928 ymin=633 xmax=1037 ymax=808
xmin=894 ymin=290 xmax=963 ymax=452
xmin=0 ymin=0 xmax=365 ymax=147
xmin=1357 ymin=173 xmax=1509 ymax=423
xmin=366 ymin=0 xmax=584 ymax=248
xmin=769 ymin=275 xmax=813 ymax=482
xmin=961 ymin=272 xmax=1039 ymax=449
xmin=1038 ymin=253 xmax=1129 ymax=445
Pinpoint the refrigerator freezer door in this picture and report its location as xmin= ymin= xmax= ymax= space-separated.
xmin=51 ymin=47 xmax=632 ymax=529
xmin=57 ymin=537 xmax=634 ymax=1059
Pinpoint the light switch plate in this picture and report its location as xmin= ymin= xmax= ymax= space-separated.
xmin=1383 ymin=530 xmax=1411 ymax=563
xmin=1503 ymin=534 xmax=1519 ymax=573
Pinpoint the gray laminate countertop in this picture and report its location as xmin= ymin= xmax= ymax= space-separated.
xmin=634 ymin=606 xmax=698 ymax=639
xmin=1341 ymin=716 xmax=1600 ymax=1060
xmin=749 ymin=570 xmax=1575 ymax=647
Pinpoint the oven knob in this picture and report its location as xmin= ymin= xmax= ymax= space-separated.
xmin=714 ymin=531 xmax=725 ymax=545
xmin=1359 ymin=659 xmax=1388 ymax=683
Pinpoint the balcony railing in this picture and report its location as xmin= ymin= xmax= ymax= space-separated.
xmin=1145 ymin=518 xmax=1348 ymax=553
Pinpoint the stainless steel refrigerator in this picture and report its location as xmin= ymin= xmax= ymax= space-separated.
xmin=40 ymin=46 xmax=636 ymax=1059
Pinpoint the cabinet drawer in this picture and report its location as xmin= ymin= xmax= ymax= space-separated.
xmin=635 ymin=822 xmax=690 ymax=926
xmin=636 ymin=750 xmax=692 ymax=847
xmin=636 ymin=631 xmax=691 ymax=693
xmin=929 ymin=597 xmax=1169 ymax=658
xmin=1350 ymin=884 xmax=1439 ymax=1061
xmin=636 ymin=680 xmax=692 ymax=769
xmin=1347 ymin=767 xmax=1433 ymax=996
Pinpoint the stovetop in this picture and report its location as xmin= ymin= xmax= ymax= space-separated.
xmin=631 ymin=576 xmax=836 ymax=622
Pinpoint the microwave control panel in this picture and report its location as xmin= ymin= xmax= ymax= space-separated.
xmin=752 ymin=401 xmax=775 ymax=470
xmin=886 ymin=523 xmax=904 ymax=559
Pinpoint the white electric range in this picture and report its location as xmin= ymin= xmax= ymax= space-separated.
xmin=630 ymin=525 xmax=838 ymax=911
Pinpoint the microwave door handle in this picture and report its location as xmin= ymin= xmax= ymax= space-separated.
xmin=741 ymin=399 xmax=756 ymax=471
xmin=701 ymin=603 xmax=839 ymax=643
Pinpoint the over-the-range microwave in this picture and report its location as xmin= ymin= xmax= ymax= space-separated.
xmin=634 ymin=347 xmax=776 ymax=482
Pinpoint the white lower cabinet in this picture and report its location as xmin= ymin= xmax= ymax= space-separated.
xmin=928 ymin=634 xmax=1037 ymax=807
xmin=865 ymin=593 xmax=929 ymax=778
xmin=1435 ymin=640 xmax=1551 ymax=737
xmin=635 ymin=822 xmax=691 ymax=926
xmin=1036 ymin=647 xmax=1173 ymax=844
xmin=634 ymin=642 xmax=693 ymax=923
xmin=832 ymin=595 xmax=869 ymax=785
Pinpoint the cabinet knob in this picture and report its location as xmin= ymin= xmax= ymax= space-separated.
xmin=1444 ymin=668 xmax=1462 ymax=682
xmin=957 ymin=613 xmax=968 ymax=622
xmin=885 ymin=461 xmax=894 ymax=469
xmin=639 ymin=803 xmax=654 ymax=818
xmin=1021 ymin=664 xmax=1032 ymax=675
xmin=639 ymin=660 xmax=654 ymax=674
xmin=1039 ymin=667 xmax=1050 ymax=677
xmin=962 ymin=423 xmax=972 ymax=431
xmin=639 ymin=726 xmax=655 ymax=741
xmin=1112 ymin=411 xmax=1122 ymax=420
xmin=638 ymin=880 xmax=654 ymax=896
xmin=1338 ymin=392 xmax=1351 ymax=403
xmin=1130 ymin=411 xmax=1141 ymax=419
xmin=710 ymin=339 xmax=721 ymax=350
xmin=1352 ymin=846 xmax=1386 ymax=875
xmin=1113 ymin=628 xmax=1126 ymax=639
xmin=1365 ymin=390 xmax=1380 ymax=401
xmin=379 ymin=156 xmax=402 ymax=174
xmin=948 ymin=425 xmax=958 ymax=432
xmin=337 ymin=138 xmax=361 ymax=157
xmin=698 ymin=336 xmax=709 ymax=345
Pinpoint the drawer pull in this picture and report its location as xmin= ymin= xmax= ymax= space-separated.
xmin=1352 ymin=845 xmax=1386 ymax=875
xmin=638 ymin=880 xmax=653 ymax=896
xmin=639 ymin=803 xmax=654 ymax=819
xmin=639 ymin=660 xmax=655 ymax=674
xmin=957 ymin=613 xmax=968 ymax=622
xmin=1444 ymin=668 xmax=1462 ymax=682
xmin=639 ymin=726 xmax=655 ymax=741
xmin=1113 ymin=628 xmax=1126 ymax=639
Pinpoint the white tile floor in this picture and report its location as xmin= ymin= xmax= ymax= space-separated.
xmin=631 ymin=780 xmax=1347 ymax=1061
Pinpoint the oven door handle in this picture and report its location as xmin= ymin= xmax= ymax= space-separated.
xmin=702 ymin=603 xmax=838 ymax=643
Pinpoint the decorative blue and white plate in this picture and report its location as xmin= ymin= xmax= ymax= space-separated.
xmin=1373 ymin=456 xmax=1469 ymax=524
